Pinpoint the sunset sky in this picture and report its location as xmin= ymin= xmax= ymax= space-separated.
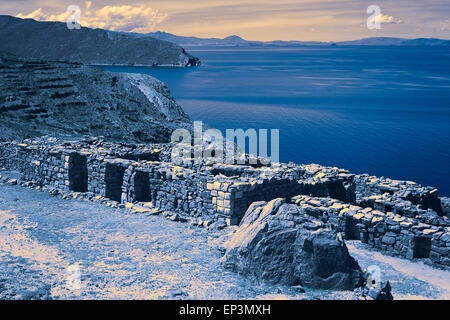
xmin=1 ymin=0 xmax=449 ymax=41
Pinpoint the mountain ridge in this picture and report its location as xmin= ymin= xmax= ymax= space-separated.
xmin=126 ymin=31 xmax=450 ymax=47
xmin=0 ymin=15 xmax=200 ymax=66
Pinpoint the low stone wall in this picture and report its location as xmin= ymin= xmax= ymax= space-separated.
xmin=122 ymin=163 xmax=216 ymax=219
xmin=354 ymin=174 xmax=443 ymax=216
xmin=13 ymin=144 xmax=69 ymax=191
xmin=209 ymin=173 xmax=354 ymax=225
xmin=442 ymin=197 xmax=450 ymax=216
xmin=0 ymin=142 xmax=20 ymax=169
xmin=291 ymin=195 xmax=450 ymax=266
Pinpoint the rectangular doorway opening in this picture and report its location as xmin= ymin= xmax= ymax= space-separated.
xmin=413 ymin=236 xmax=431 ymax=258
xmin=134 ymin=171 xmax=150 ymax=202
xmin=344 ymin=216 xmax=360 ymax=240
xmin=105 ymin=163 xmax=125 ymax=202
xmin=68 ymin=153 xmax=88 ymax=192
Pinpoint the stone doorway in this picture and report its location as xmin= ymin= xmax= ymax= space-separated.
xmin=134 ymin=171 xmax=151 ymax=202
xmin=105 ymin=163 xmax=126 ymax=202
xmin=68 ymin=153 xmax=88 ymax=192
xmin=413 ymin=236 xmax=431 ymax=258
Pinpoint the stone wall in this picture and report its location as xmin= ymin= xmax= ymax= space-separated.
xmin=121 ymin=163 xmax=216 ymax=219
xmin=12 ymin=143 xmax=69 ymax=191
xmin=0 ymin=142 xmax=20 ymax=169
xmin=209 ymin=173 xmax=354 ymax=225
xmin=290 ymin=195 xmax=450 ymax=266
xmin=354 ymin=174 xmax=443 ymax=216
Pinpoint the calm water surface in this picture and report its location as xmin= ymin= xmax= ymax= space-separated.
xmin=100 ymin=46 xmax=450 ymax=195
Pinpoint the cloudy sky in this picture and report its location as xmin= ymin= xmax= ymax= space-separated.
xmin=2 ymin=0 xmax=450 ymax=41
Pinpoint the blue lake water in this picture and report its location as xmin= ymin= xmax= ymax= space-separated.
xmin=99 ymin=46 xmax=450 ymax=196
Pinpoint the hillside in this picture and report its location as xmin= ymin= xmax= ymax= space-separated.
xmin=0 ymin=52 xmax=192 ymax=143
xmin=131 ymin=31 xmax=327 ymax=47
xmin=0 ymin=15 xmax=200 ymax=66
xmin=338 ymin=37 xmax=450 ymax=46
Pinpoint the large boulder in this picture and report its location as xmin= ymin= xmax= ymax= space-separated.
xmin=222 ymin=198 xmax=364 ymax=290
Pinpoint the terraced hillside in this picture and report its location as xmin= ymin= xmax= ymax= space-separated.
xmin=0 ymin=52 xmax=192 ymax=142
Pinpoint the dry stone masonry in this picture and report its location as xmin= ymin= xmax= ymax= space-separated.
xmin=289 ymin=195 xmax=450 ymax=266
xmin=0 ymin=136 xmax=448 ymax=267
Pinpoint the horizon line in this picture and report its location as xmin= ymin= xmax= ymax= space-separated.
xmin=143 ymin=30 xmax=450 ymax=43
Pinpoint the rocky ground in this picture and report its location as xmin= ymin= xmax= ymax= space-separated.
xmin=0 ymin=171 xmax=448 ymax=300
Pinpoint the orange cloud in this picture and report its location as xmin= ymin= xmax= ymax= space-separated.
xmin=370 ymin=14 xmax=402 ymax=25
xmin=16 ymin=3 xmax=168 ymax=33
xmin=17 ymin=8 xmax=70 ymax=21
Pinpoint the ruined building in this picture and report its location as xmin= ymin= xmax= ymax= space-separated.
xmin=0 ymin=136 xmax=449 ymax=267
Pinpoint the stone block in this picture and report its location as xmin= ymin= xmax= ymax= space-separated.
xmin=429 ymin=251 xmax=441 ymax=263
xmin=441 ymin=257 xmax=450 ymax=266
xmin=431 ymin=245 xmax=448 ymax=256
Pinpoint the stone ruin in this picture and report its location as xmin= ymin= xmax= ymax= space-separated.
xmin=0 ymin=136 xmax=449 ymax=268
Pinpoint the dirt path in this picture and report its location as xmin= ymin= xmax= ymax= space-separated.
xmin=347 ymin=242 xmax=450 ymax=300
xmin=0 ymin=179 xmax=448 ymax=300
xmin=0 ymin=182 xmax=262 ymax=300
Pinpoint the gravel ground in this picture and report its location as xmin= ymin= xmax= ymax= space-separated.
xmin=0 ymin=174 xmax=448 ymax=300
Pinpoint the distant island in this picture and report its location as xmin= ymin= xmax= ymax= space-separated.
xmin=119 ymin=30 xmax=450 ymax=48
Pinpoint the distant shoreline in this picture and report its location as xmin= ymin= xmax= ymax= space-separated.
xmin=91 ymin=63 xmax=193 ymax=68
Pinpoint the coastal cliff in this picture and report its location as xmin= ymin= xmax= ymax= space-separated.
xmin=0 ymin=15 xmax=200 ymax=67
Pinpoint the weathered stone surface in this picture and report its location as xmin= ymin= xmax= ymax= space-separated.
xmin=222 ymin=198 xmax=364 ymax=290
xmin=441 ymin=197 xmax=450 ymax=217
xmin=367 ymin=281 xmax=394 ymax=300
xmin=382 ymin=234 xmax=396 ymax=245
